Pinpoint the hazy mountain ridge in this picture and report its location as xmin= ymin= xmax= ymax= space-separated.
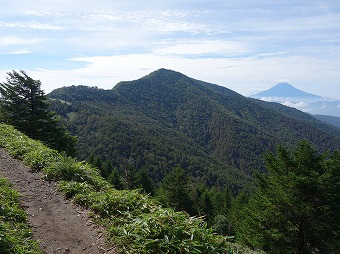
xmin=251 ymin=82 xmax=340 ymax=117
xmin=313 ymin=114 xmax=340 ymax=129
xmin=48 ymin=69 xmax=340 ymax=190
xmin=252 ymin=82 xmax=323 ymax=101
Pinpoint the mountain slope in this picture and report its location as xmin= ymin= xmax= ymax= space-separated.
xmin=48 ymin=69 xmax=340 ymax=190
xmin=313 ymin=114 xmax=340 ymax=129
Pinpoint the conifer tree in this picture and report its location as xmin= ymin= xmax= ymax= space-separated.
xmin=234 ymin=141 xmax=340 ymax=253
xmin=0 ymin=70 xmax=76 ymax=155
xmin=108 ymin=167 xmax=124 ymax=190
xmin=134 ymin=167 xmax=155 ymax=195
xmin=159 ymin=166 xmax=193 ymax=213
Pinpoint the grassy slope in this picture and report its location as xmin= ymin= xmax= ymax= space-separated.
xmin=0 ymin=177 xmax=42 ymax=254
xmin=0 ymin=123 xmax=264 ymax=254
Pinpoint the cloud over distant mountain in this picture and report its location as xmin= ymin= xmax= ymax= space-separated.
xmin=251 ymin=83 xmax=340 ymax=117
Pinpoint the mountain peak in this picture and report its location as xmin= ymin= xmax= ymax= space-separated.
xmin=275 ymin=82 xmax=295 ymax=88
xmin=252 ymin=83 xmax=322 ymax=100
xmin=145 ymin=68 xmax=189 ymax=80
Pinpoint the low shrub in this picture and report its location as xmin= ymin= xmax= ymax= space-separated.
xmin=23 ymin=148 xmax=60 ymax=171
xmin=57 ymin=181 xmax=95 ymax=199
xmin=113 ymin=208 xmax=228 ymax=254
xmin=46 ymin=156 xmax=108 ymax=190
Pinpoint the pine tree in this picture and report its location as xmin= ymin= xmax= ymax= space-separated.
xmin=134 ymin=168 xmax=155 ymax=195
xmin=102 ymin=160 xmax=114 ymax=178
xmin=0 ymin=70 xmax=76 ymax=155
xmin=159 ymin=166 xmax=193 ymax=213
xmin=234 ymin=141 xmax=340 ymax=253
xmin=108 ymin=167 xmax=124 ymax=190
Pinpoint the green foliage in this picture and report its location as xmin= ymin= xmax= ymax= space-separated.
xmin=57 ymin=181 xmax=95 ymax=199
xmin=48 ymin=69 xmax=340 ymax=196
xmin=159 ymin=166 xmax=193 ymax=213
xmin=23 ymin=148 xmax=61 ymax=171
xmin=134 ymin=167 xmax=155 ymax=195
xmin=0 ymin=70 xmax=76 ymax=156
xmin=107 ymin=167 xmax=125 ymax=189
xmin=0 ymin=177 xmax=42 ymax=254
xmin=114 ymin=209 xmax=227 ymax=254
xmin=0 ymin=123 xmax=261 ymax=254
xmin=0 ymin=124 xmax=43 ymax=158
xmin=45 ymin=156 xmax=108 ymax=191
xmin=234 ymin=141 xmax=340 ymax=253
xmin=68 ymin=187 xmax=236 ymax=254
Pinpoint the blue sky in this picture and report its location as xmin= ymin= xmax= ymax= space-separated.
xmin=1 ymin=0 xmax=340 ymax=98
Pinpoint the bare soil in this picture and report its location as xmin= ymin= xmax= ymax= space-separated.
xmin=0 ymin=148 xmax=118 ymax=254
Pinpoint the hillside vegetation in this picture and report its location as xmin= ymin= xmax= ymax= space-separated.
xmin=49 ymin=69 xmax=340 ymax=191
xmin=0 ymin=124 xmax=263 ymax=254
xmin=0 ymin=176 xmax=41 ymax=254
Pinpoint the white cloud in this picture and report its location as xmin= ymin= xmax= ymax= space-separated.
xmin=2 ymin=50 xmax=32 ymax=55
xmin=24 ymin=51 xmax=339 ymax=99
xmin=259 ymin=97 xmax=282 ymax=102
xmin=256 ymin=52 xmax=290 ymax=58
xmin=142 ymin=18 xmax=211 ymax=34
xmin=79 ymin=10 xmax=215 ymax=35
xmin=282 ymin=101 xmax=309 ymax=110
xmin=0 ymin=37 xmax=44 ymax=46
xmin=153 ymin=40 xmax=249 ymax=56
xmin=0 ymin=21 xmax=64 ymax=31
xmin=236 ymin=8 xmax=274 ymax=14
xmin=23 ymin=11 xmax=53 ymax=17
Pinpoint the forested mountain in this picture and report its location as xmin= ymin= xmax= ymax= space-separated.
xmin=48 ymin=68 xmax=340 ymax=191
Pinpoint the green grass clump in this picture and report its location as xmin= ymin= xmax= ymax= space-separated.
xmin=0 ymin=177 xmax=42 ymax=254
xmin=0 ymin=123 xmax=263 ymax=254
xmin=57 ymin=181 xmax=95 ymax=199
xmin=45 ymin=156 xmax=109 ymax=190
xmin=23 ymin=148 xmax=61 ymax=171
xmin=112 ymin=208 xmax=228 ymax=254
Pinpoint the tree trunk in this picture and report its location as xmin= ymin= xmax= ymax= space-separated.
xmin=297 ymin=219 xmax=306 ymax=254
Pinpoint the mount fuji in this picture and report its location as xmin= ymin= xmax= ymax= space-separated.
xmin=251 ymin=83 xmax=340 ymax=118
xmin=251 ymin=83 xmax=323 ymax=102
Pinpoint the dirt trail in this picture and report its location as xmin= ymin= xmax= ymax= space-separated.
xmin=0 ymin=149 xmax=118 ymax=254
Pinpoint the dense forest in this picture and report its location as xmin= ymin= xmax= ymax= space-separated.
xmin=48 ymin=69 xmax=340 ymax=187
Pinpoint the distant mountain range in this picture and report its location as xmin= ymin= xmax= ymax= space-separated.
xmin=313 ymin=114 xmax=340 ymax=129
xmin=251 ymin=83 xmax=340 ymax=117
xmin=48 ymin=69 xmax=340 ymax=191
